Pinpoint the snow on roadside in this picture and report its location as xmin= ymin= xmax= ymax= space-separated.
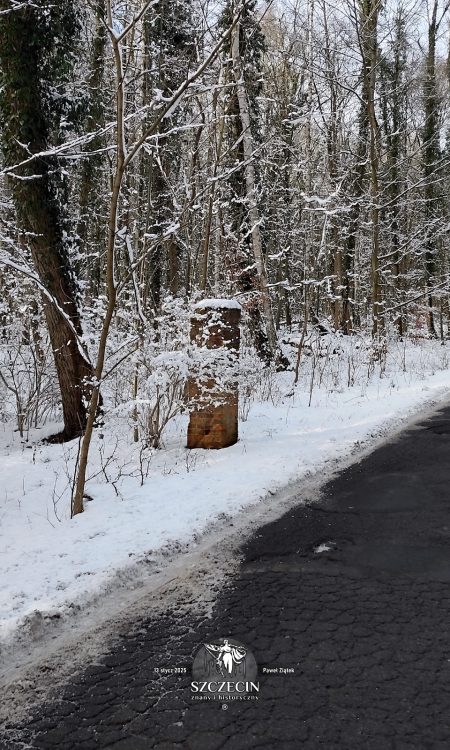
xmin=1 ymin=336 xmax=450 ymax=645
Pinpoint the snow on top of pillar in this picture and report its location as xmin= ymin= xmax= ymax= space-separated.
xmin=194 ymin=298 xmax=242 ymax=310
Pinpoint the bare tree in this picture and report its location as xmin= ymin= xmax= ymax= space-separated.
xmin=71 ymin=0 xmax=240 ymax=515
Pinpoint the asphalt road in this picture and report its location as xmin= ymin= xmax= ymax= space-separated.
xmin=5 ymin=404 xmax=450 ymax=749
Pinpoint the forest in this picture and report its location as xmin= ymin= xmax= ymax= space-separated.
xmin=4 ymin=1 xmax=450 ymax=741
xmin=1 ymin=0 xmax=450 ymax=523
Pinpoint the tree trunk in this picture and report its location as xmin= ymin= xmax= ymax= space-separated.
xmin=360 ymin=0 xmax=383 ymax=335
xmin=231 ymin=13 xmax=285 ymax=367
xmin=423 ymin=0 xmax=440 ymax=337
xmin=0 ymin=1 xmax=94 ymax=441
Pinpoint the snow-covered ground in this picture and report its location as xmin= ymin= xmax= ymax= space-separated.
xmin=1 ymin=335 xmax=450 ymax=646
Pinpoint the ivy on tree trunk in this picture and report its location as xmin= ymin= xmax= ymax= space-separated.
xmin=0 ymin=0 xmax=94 ymax=441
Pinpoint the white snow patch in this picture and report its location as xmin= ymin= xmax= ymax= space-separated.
xmin=314 ymin=543 xmax=334 ymax=554
xmin=193 ymin=298 xmax=242 ymax=310
xmin=1 ymin=337 xmax=450 ymax=645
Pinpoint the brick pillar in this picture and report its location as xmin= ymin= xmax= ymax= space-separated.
xmin=187 ymin=300 xmax=241 ymax=449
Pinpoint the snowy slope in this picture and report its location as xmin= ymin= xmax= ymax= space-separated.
xmin=1 ymin=336 xmax=450 ymax=645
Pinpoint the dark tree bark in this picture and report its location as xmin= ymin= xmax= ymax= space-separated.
xmin=358 ymin=0 xmax=383 ymax=336
xmin=379 ymin=8 xmax=408 ymax=336
xmin=0 ymin=1 xmax=94 ymax=441
xmin=220 ymin=0 xmax=288 ymax=368
xmin=142 ymin=0 xmax=196 ymax=312
xmin=422 ymin=0 xmax=445 ymax=337
xmin=77 ymin=0 xmax=108 ymax=298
